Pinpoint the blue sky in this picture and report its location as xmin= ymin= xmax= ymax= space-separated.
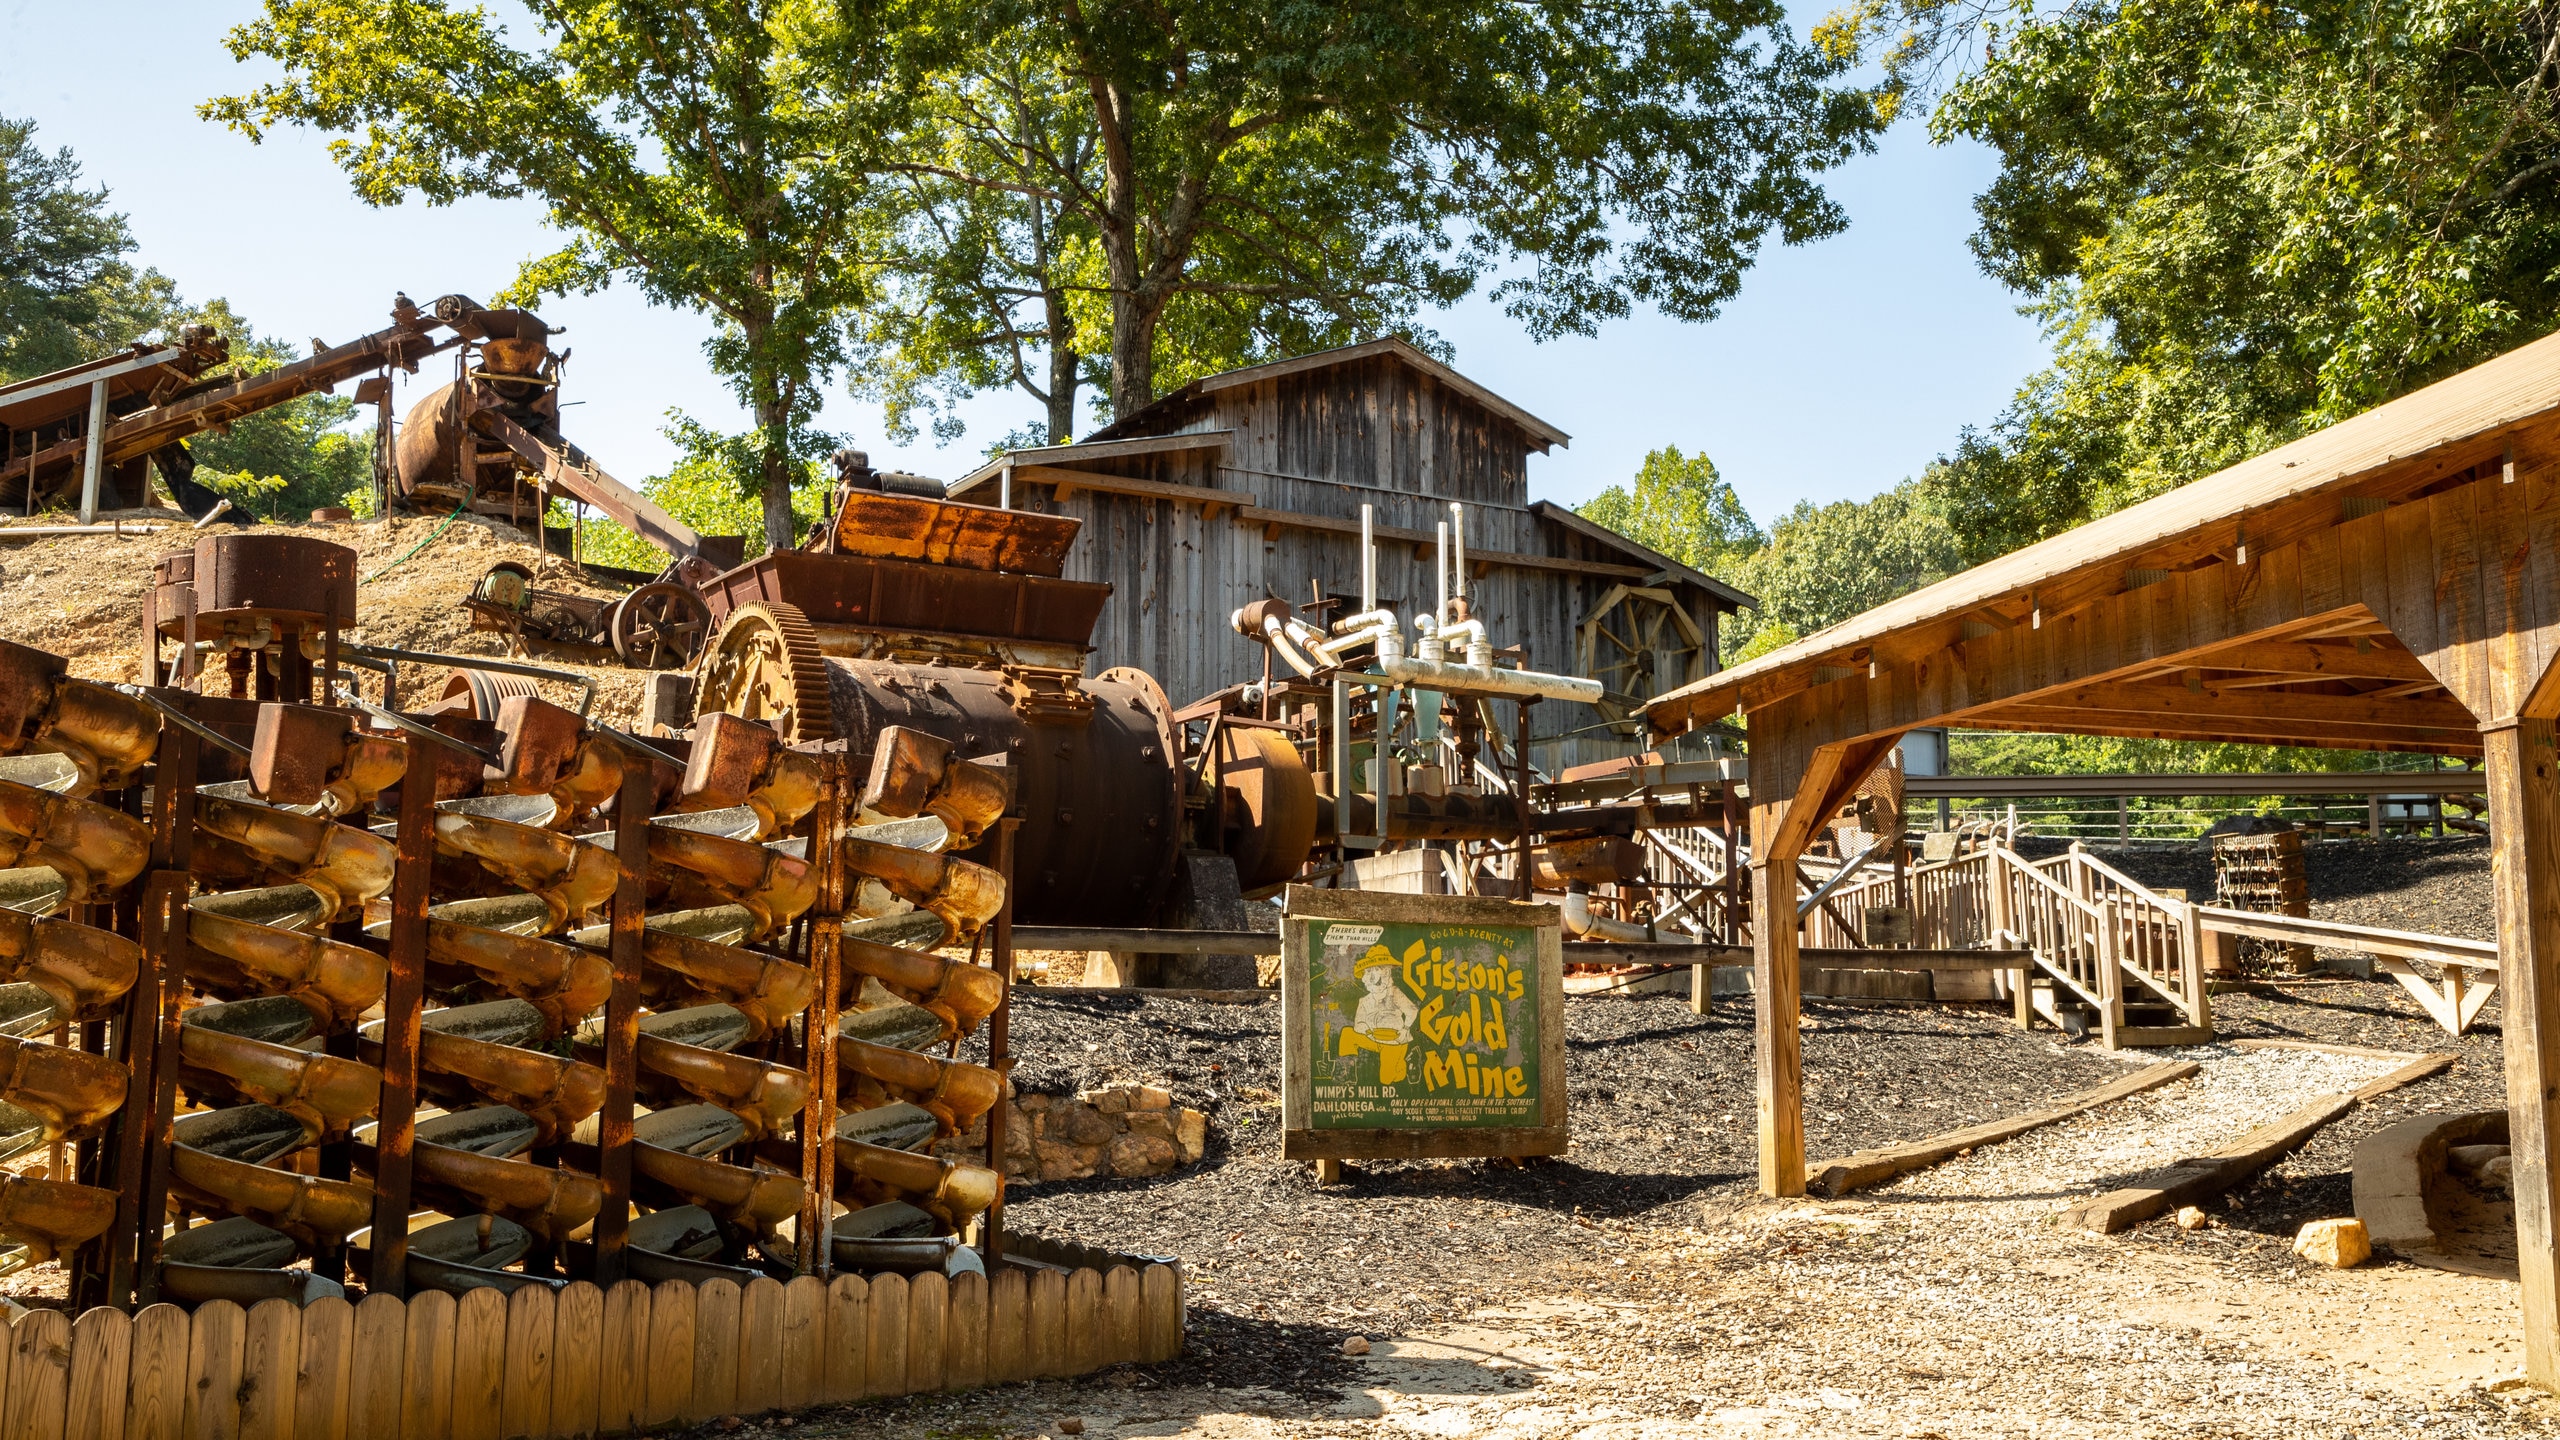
xmin=0 ymin=2 xmax=2050 ymax=528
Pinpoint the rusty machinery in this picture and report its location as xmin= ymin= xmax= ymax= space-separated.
xmin=681 ymin=472 xmax=1322 ymax=929
xmin=392 ymin=296 xmax=732 ymax=668
xmin=1204 ymin=502 xmax=1709 ymax=931
xmin=0 ymin=528 xmax=1077 ymax=1309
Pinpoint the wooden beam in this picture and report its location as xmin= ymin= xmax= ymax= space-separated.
xmin=2168 ymin=638 xmax=2435 ymax=683
xmin=946 ymin=430 xmax=1234 ymax=495
xmin=2009 ymin=681 xmax=2481 ymax=734
xmin=1959 ymin=710 xmax=2480 ymax=756
xmin=1234 ymin=506 xmax=1655 ymax=579
xmin=1007 ymin=464 xmax=1255 ymax=511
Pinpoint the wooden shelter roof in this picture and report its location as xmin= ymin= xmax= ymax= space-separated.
xmin=1644 ymin=326 xmax=2560 ymax=756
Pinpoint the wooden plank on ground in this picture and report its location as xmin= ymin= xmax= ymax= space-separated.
xmin=690 ymin=1278 xmax=742 ymax=1423
xmin=126 ymin=1305 xmax=186 ymax=1440
xmin=15 ymin=1306 xmax=72 ymax=1440
xmin=340 ymin=1297 xmax=402 ymax=1440
xmin=1806 ymin=1061 xmax=2201 ymax=1197
xmin=779 ymin=1276 xmax=827 ymax=1413
xmin=234 ymin=1299 xmax=298 ymax=1440
xmin=821 ymin=1276 xmax=866 ymax=1405
xmin=68 ymin=1305 xmax=133 ymax=1440
xmin=399 ymin=1290 xmax=456 ymax=1440
xmin=549 ymin=1283 xmax=603 ymax=1440
xmin=288 ymin=1297 xmax=350 ymax=1440
xmin=2231 ymin=1037 xmax=2425 ymax=1061
xmin=641 ymin=1280 xmax=693 ymax=1431
xmin=865 ymin=1274 xmax=909 ymax=1398
xmin=184 ymin=1299 xmax=244 ymax=1440
xmin=734 ymin=1277 xmax=784 ymax=1417
xmin=448 ymin=1288 xmax=505 ymax=1440
xmin=945 ymin=1271 xmax=986 ymax=1391
xmin=499 ymin=1283 xmax=554 ymax=1440
xmin=2059 ymin=1055 xmax=2465 ymax=1235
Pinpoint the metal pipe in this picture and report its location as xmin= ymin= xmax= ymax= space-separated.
xmin=345 ymin=642 xmax=595 ymax=719
xmin=1360 ymin=505 xmax=1375 ymax=613
xmin=331 ymin=685 xmax=500 ymax=766
xmin=1560 ymin=891 xmax=1654 ymax=944
xmin=1455 ymin=503 xmax=1470 ymax=596
xmin=1436 ymin=521 xmax=1450 ymax=628
xmin=1373 ymin=656 xmax=1601 ymax=703
xmin=78 ymin=379 xmax=107 ymax=525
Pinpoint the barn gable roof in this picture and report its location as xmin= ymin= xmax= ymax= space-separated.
xmin=1085 ymin=336 xmax=1572 ymax=452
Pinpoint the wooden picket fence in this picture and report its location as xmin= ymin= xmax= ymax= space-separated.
xmin=0 ymin=1237 xmax=1180 ymax=1440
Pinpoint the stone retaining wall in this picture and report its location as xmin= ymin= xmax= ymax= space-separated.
xmin=937 ymin=1083 xmax=1211 ymax=1182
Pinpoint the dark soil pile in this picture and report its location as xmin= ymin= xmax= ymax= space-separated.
xmin=973 ymin=989 xmax=2128 ymax=1394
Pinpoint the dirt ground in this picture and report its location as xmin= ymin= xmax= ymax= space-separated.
xmin=0 ymin=507 xmax=650 ymax=723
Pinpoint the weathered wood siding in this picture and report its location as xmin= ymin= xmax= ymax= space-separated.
xmin=1013 ymin=354 xmax=1729 ymax=769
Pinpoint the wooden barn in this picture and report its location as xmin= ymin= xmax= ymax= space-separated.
xmin=944 ymin=338 xmax=1755 ymax=771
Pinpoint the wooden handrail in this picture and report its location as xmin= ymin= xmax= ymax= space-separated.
xmin=1995 ymin=847 xmax=2103 ymax=919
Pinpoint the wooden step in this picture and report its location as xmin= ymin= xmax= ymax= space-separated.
xmin=2110 ymin=1024 xmax=2214 ymax=1048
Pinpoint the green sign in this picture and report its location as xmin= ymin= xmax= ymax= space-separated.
xmin=1303 ymin=917 xmax=1541 ymax=1130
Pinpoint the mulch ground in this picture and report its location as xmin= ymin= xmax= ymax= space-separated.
xmin=974 ymin=987 xmax=2129 ymax=1397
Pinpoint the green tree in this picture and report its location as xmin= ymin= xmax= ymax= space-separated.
xmin=570 ymin=412 xmax=839 ymax=571
xmin=1863 ymin=0 xmax=2560 ymax=565
xmin=883 ymin=0 xmax=1883 ymax=424
xmin=0 ymin=115 xmax=181 ymax=383
xmin=207 ymin=0 xmax=906 ymax=549
xmin=175 ymin=300 xmax=376 ymax=521
xmin=1723 ymin=478 xmax=1960 ymax=659
xmin=1578 ymin=446 xmax=1764 ymax=580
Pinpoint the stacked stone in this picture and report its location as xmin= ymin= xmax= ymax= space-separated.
xmin=938 ymin=1083 xmax=1209 ymax=1182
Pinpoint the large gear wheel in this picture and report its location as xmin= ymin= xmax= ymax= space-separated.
xmin=693 ymin=601 xmax=836 ymax=742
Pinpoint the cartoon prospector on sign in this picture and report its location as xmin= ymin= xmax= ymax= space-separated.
xmin=1338 ymin=944 xmax=1420 ymax=1084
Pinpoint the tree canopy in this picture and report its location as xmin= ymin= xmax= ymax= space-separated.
xmin=1891 ymin=0 xmax=2560 ymax=565
xmin=877 ymin=0 xmax=1883 ymax=438
xmin=207 ymin=0 xmax=907 ymax=547
xmin=0 ymin=115 xmax=180 ymax=384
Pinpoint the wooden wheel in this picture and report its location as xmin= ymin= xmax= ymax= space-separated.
xmin=609 ymin=582 xmax=712 ymax=669
xmin=693 ymin=601 xmax=836 ymax=741
xmin=1577 ymin=584 xmax=1706 ymax=734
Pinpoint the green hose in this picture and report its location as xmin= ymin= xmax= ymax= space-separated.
xmin=362 ymin=506 xmax=467 ymax=584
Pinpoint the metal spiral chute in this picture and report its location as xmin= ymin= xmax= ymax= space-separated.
xmin=0 ymin=525 xmax=1056 ymax=1315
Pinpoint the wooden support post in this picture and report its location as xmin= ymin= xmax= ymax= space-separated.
xmin=2483 ymin=716 xmax=2560 ymax=1388
xmin=1751 ymin=843 xmax=1804 ymax=1197
xmin=593 ymin=762 xmax=651 ymax=1285
xmin=368 ymin=740 xmax=435 ymax=1296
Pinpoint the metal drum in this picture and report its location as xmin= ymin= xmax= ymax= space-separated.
xmin=820 ymin=657 xmax=1184 ymax=927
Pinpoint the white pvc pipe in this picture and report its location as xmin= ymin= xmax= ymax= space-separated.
xmin=1374 ymin=655 xmax=1601 ymax=703
xmin=1436 ymin=520 xmax=1449 ymax=627
xmin=1360 ymin=505 xmax=1375 ymax=613
xmin=1450 ymin=503 xmax=1466 ymax=606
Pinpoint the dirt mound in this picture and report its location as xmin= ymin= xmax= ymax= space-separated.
xmin=0 ymin=510 xmax=657 ymax=726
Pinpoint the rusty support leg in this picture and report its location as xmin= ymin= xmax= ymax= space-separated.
xmin=123 ymin=724 xmax=199 ymax=1307
xmin=984 ymin=817 xmax=1020 ymax=1266
xmin=367 ymin=740 xmax=436 ymax=1295
xmin=1512 ymin=700 xmax=1535 ymax=901
xmin=796 ymin=753 xmax=845 ymax=1278
xmin=593 ymin=761 xmax=651 ymax=1285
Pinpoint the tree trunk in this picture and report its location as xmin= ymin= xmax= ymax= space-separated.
xmin=749 ymin=356 xmax=794 ymax=552
xmin=1043 ymin=284 xmax=1079 ymax=444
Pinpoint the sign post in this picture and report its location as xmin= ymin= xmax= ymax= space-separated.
xmin=1281 ymin=886 xmax=1566 ymax=1167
